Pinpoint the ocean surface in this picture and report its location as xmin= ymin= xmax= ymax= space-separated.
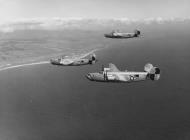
xmin=0 ymin=23 xmax=190 ymax=140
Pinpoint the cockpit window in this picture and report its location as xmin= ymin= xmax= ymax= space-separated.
xmin=58 ymin=58 xmax=61 ymax=62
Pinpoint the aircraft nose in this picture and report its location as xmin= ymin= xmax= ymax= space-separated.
xmin=86 ymin=73 xmax=93 ymax=81
xmin=50 ymin=59 xmax=54 ymax=63
xmin=50 ymin=58 xmax=60 ymax=64
xmin=50 ymin=59 xmax=56 ymax=64
xmin=104 ymin=34 xmax=109 ymax=37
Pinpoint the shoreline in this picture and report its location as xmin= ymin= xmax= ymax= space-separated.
xmin=0 ymin=61 xmax=50 ymax=71
xmin=0 ymin=48 xmax=99 ymax=72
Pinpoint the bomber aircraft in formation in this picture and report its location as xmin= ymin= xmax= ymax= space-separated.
xmin=86 ymin=63 xmax=160 ymax=83
xmin=50 ymin=53 xmax=97 ymax=66
xmin=50 ymin=29 xmax=160 ymax=84
xmin=104 ymin=29 xmax=141 ymax=39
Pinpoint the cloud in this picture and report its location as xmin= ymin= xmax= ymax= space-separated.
xmin=0 ymin=17 xmax=189 ymax=33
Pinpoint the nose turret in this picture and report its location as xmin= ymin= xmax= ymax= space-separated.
xmin=50 ymin=59 xmax=60 ymax=65
xmin=50 ymin=59 xmax=56 ymax=64
xmin=104 ymin=33 xmax=113 ymax=38
xmin=85 ymin=72 xmax=106 ymax=82
xmin=85 ymin=73 xmax=93 ymax=81
xmin=104 ymin=34 xmax=109 ymax=37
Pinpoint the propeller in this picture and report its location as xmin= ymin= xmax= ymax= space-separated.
xmin=101 ymin=65 xmax=108 ymax=81
xmin=101 ymin=65 xmax=104 ymax=71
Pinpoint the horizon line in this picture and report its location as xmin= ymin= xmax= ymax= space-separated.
xmin=1 ymin=16 xmax=190 ymax=23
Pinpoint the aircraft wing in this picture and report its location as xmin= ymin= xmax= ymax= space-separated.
xmin=109 ymin=63 xmax=120 ymax=72
xmin=61 ymin=59 xmax=74 ymax=65
xmin=114 ymin=74 xmax=128 ymax=82
xmin=73 ymin=50 xmax=97 ymax=60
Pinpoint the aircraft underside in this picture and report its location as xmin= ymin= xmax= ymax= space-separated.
xmin=86 ymin=72 xmax=148 ymax=83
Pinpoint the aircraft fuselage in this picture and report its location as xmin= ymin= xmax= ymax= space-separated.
xmin=104 ymin=33 xmax=138 ymax=39
xmin=86 ymin=71 xmax=148 ymax=82
xmin=51 ymin=58 xmax=93 ymax=66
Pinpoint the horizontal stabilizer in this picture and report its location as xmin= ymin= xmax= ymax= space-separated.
xmin=144 ymin=63 xmax=154 ymax=73
xmin=144 ymin=63 xmax=160 ymax=81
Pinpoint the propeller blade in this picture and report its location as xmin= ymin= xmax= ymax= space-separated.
xmin=102 ymin=65 xmax=104 ymax=71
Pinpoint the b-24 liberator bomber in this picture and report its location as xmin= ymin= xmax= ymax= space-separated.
xmin=104 ymin=29 xmax=141 ymax=39
xmin=50 ymin=53 xmax=97 ymax=66
xmin=86 ymin=63 xmax=160 ymax=83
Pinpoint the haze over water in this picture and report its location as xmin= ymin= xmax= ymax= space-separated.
xmin=0 ymin=22 xmax=190 ymax=140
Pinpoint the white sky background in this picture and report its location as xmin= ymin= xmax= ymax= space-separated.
xmin=0 ymin=0 xmax=189 ymax=22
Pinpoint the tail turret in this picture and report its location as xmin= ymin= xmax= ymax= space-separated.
xmin=89 ymin=53 xmax=97 ymax=64
xmin=144 ymin=63 xmax=160 ymax=80
xmin=134 ymin=29 xmax=141 ymax=37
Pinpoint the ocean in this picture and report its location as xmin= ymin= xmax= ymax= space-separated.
xmin=0 ymin=23 xmax=190 ymax=140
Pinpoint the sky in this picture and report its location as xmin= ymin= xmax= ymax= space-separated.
xmin=0 ymin=0 xmax=189 ymax=22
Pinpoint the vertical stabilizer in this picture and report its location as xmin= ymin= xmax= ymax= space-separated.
xmin=144 ymin=63 xmax=160 ymax=80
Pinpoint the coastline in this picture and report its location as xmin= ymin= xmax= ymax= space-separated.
xmin=0 ymin=24 xmax=190 ymax=140
xmin=0 ymin=48 xmax=99 ymax=72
